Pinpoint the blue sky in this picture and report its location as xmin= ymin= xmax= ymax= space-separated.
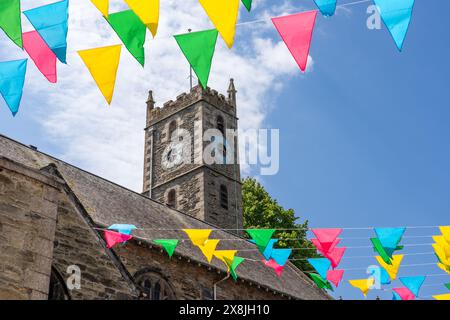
xmin=1 ymin=0 xmax=449 ymax=300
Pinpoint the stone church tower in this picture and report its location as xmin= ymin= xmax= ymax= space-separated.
xmin=142 ymin=80 xmax=243 ymax=232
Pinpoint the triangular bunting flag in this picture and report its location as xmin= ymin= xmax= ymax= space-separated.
xmin=270 ymin=248 xmax=292 ymax=267
xmin=311 ymin=237 xmax=341 ymax=255
xmin=124 ymin=0 xmax=159 ymax=38
xmin=440 ymin=226 xmax=450 ymax=243
xmin=90 ymin=0 xmax=109 ymax=17
xmin=263 ymin=259 xmax=284 ymax=277
xmin=183 ymin=229 xmax=212 ymax=246
xmin=154 ymin=239 xmax=179 ymax=258
xmin=106 ymin=10 xmax=146 ymax=67
xmin=311 ymin=228 xmax=343 ymax=253
xmin=262 ymin=239 xmax=278 ymax=260
xmin=313 ymin=0 xmax=337 ymax=17
xmin=214 ymin=250 xmax=237 ymax=271
xmin=0 ymin=0 xmax=22 ymax=48
xmin=174 ymin=29 xmax=218 ymax=90
xmin=245 ymin=229 xmax=276 ymax=251
xmin=434 ymin=294 xmax=450 ymax=300
xmin=374 ymin=227 xmax=406 ymax=250
xmin=399 ymin=276 xmax=426 ymax=297
xmin=199 ymin=0 xmax=239 ymax=48
xmin=326 ymin=269 xmax=344 ymax=287
xmin=309 ymin=273 xmax=333 ymax=291
xmin=349 ymin=278 xmax=375 ymax=297
xmin=104 ymin=230 xmax=132 ymax=248
xmin=373 ymin=0 xmax=415 ymax=51
xmin=308 ymin=258 xmax=331 ymax=279
xmin=23 ymin=31 xmax=57 ymax=83
xmin=272 ymin=10 xmax=317 ymax=72
xmin=78 ymin=44 xmax=122 ymax=105
xmin=23 ymin=0 xmax=69 ymax=63
xmin=325 ymin=247 xmax=346 ymax=269
xmin=445 ymin=283 xmax=450 ymax=290
xmin=368 ymin=265 xmax=391 ymax=285
xmin=0 ymin=59 xmax=27 ymax=117
xmin=433 ymin=236 xmax=450 ymax=257
xmin=241 ymin=0 xmax=252 ymax=12
xmin=107 ymin=224 xmax=137 ymax=235
xmin=198 ymin=239 xmax=220 ymax=263
xmin=371 ymin=237 xmax=402 ymax=263
xmin=375 ymin=254 xmax=404 ymax=280
xmin=392 ymin=292 xmax=402 ymax=300
xmin=224 ymin=256 xmax=245 ymax=281
xmin=392 ymin=287 xmax=415 ymax=300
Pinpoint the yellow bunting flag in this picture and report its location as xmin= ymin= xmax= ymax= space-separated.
xmin=437 ymin=263 xmax=450 ymax=275
xmin=440 ymin=226 xmax=450 ymax=243
xmin=198 ymin=240 xmax=220 ymax=263
xmin=213 ymin=250 xmax=237 ymax=271
xmin=78 ymin=44 xmax=122 ymax=105
xmin=433 ymin=236 xmax=450 ymax=258
xmin=198 ymin=0 xmax=239 ymax=48
xmin=124 ymin=0 xmax=159 ymax=37
xmin=90 ymin=0 xmax=109 ymax=17
xmin=349 ymin=278 xmax=375 ymax=297
xmin=375 ymin=254 xmax=404 ymax=281
xmin=433 ymin=294 xmax=450 ymax=300
xmin=183 ymin=229 xmax=212 ymax=246
xmin=433 ymin=244 xmax=450 ymax=266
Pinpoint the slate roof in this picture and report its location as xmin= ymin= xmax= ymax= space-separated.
xmin=0 ymin=134 xmax=329 ymax=300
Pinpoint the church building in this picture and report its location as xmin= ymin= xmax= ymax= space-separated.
xmin=0 ymin=81 xmax=328 ymax=300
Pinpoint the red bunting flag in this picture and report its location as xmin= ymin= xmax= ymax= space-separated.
xmin=311 ymin=228 xmax=343 ymax=253
xmin=22 ymin=30 xmax=57 ymax=83
xmin=311 ymin=237 xmax=341 ymax=255
xmin=263 ymin=259 xmax=284 ymax=277
xmin=325 ymin=246 xmax=346 ymax=269
xmin=326 ymin=269 xmax=344 ymax=287
xmin=271 ymin=10 xmax=318 ymax=72
xmin=104 ymin=230 xmax=132 ymax=248
xmin=393 ymin=287 xmax=415 ymax=300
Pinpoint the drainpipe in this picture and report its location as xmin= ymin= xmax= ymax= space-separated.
xmin=213 ymin=273 xmax=230 ymax=300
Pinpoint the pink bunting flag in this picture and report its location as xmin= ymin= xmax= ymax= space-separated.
xmin=311 ymin=237 xmax=341 ymax=255
xmin=22 ymin=31 xmax=57 ymax=83
xmin=263 ymin=259 xmax=284 ymax=277
xmin=326 ymin=269 xmax=344 ymax=287
xmin=311 ymin=228 xmax=343 ymax=253
xmin=393 ymin=287 xmax=415 ymax=300
xmin=104 ymin=230 xmax=133 ymax=248
xmin=325 ymin=246 xmax=346 ymax=269
xmin=271 ymin=10 xmax=318 ymax=72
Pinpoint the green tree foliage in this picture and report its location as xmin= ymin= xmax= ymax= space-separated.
xmin=242 ymin=177 xmax=319 ymax=270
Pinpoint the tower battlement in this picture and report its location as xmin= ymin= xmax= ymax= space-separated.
xmin=146 ymin=82 xmax=237 ymax=128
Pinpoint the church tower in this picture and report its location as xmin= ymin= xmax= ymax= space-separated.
xmin=143 ymin=80 xmax=242 ymax=232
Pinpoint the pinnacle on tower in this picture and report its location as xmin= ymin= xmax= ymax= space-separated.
xmin=227 ymin=78 xmax=237 ymax=107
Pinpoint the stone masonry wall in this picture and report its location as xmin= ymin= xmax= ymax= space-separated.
xmin=0 ymin=158 xmax=59 ymax=300
xmin=115 ymin=241 xmax=287 ymax=300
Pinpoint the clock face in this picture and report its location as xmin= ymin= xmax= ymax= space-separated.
xmin=162 ymin=142 xmax=184 ymax=170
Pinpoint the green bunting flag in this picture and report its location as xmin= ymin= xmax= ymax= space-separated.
xmin=445 ymin=283 xmax=450 ymax=290
xmin=371 ymin=238 xmax=403 ymax=265
xmin=241 ymin=0 xmax=252 ymax=12
xmin=225 ymin=256 xmax=245 ymax=281
xmin=246 ymin=229 xmax=275 ymax=251
xmin=154 ymin=239 xmax=179 ymax=258
xmin=309 ymin=273 xmax=333 ymax=291
xmin=174 ymin=29 xmax=218 ymax=90
xmin=106 ymin=10 xmax=146 ymax=66
xmin=0 ymin=0 xmax=22 ymax=48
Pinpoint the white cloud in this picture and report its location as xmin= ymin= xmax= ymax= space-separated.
xmin=1 ymin=0 xmax=309 ymax=191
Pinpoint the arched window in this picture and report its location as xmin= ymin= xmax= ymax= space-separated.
xmin=220 ymin=185 xmax=228 ymax=210
xmin=167 ymin=189 xmax=176 ymax=208
xmin=135 ymin=270 xmax=176 ymax=300
xmin=216 ymin=116 xmax=225 ymax=135
xmin=168 ymin=120 xmax=177 ymax=140
xmin=48 ymin=267 xmax=70 ymax=300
